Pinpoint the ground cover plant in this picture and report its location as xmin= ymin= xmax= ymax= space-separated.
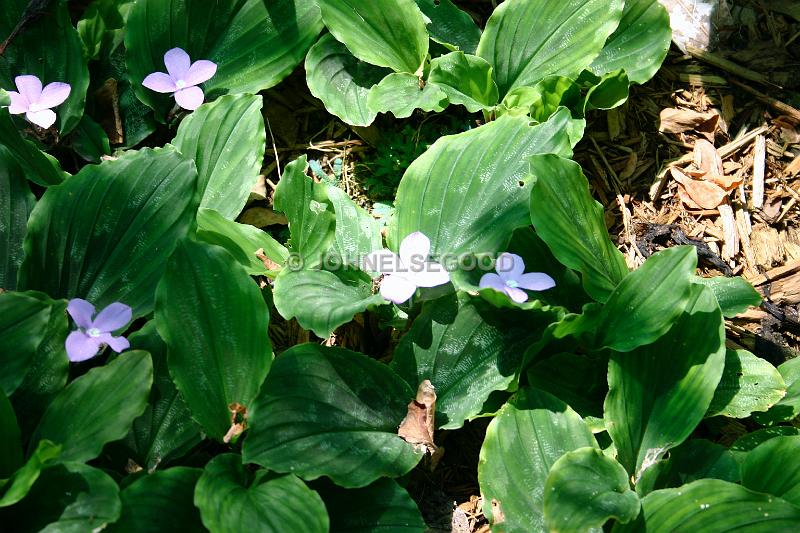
xmin=0 ymin=0 xmax=798 ymax=531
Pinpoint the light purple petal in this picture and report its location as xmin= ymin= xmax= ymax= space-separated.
xmin=164 ymin=47 xmax=191 ymax=79
xmin=7 ymin=91 xmax=29 ymax=114
xmin=25 ymin=109 xmax=56 ymax=128
xmin=65 ymin=330 xmax=102 ymax=362
xmin=67 ymin=299 xmax=96 ymax=329
xmin=37 ymin=82 xmax=71 ymax=108
xmin=479 ymin=272 xmax=507 ymax=292
xmin=506 ymin=286 xmax=529 ymax=303
xmin=399 ymin=231 xmax=431 ymax=266
xmin=363 ymin=249 xmax=401 ymax=274
xmin=174 ymin=86 xmax=204 ymax=110
xmin=407 ymin=262 xmax=450 ymax=288
xmin=380 ymin=274 xmax=417 ymax=304
xmin=517 ymin=272 xmax=556 ymax=291
xmin=142 ymin=72 xmax=177 ymax=93
xmin=91 ymin=302 xmax=132 ymax=332
xmin=496 ymin=252 xmax=525 ymax=282
xmin=95 ymin=333 xmax=130 ymax=353
xmin=14 ymin=75 xmax=42 ymax=103
xmin=183 ymin=60 xmax=217 ymax=86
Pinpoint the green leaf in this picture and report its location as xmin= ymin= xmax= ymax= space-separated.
xmin=584 ymin=69 xmax=631 ymax=111
xmin=604 ymin=284 xmax=725 ymax=479
xmin=367 ymin=72 xmax=449 ymax=118
xmin=195 ymin=454 xmax=328 ymax=533
xmin=529 ymin=154 xmax=628 ymax=302
xmin=18 ymin=146 xmax=199 ymax=317
xmin=108 ymin=467 xmax=204 ymax=533
xmin=707 ymin=349 xmax=785 ymax=418
xmin=0 ymin=109 xmax=65 ymax=186
xmin=544 ymin=447 xmax=640 ymax=531
xmin=415 ymin=0 xmax=481 ymax=54
xmin=31 ymin=351 xmax=153 ymax=464
xmin=243 ymin=344 xmax=422 ymax=488
xmin=527 ymin=352 xmax=607 ymax=418
xmin=0 ymin=291 xmax=52 ymax=396
xmin=0 ymin=440 xmax=61 ymax=508
xmin=69 ymin=115 xmax=112 ymax=164
xmin=317 ymin=478 xmax=425 ymax=532
xmin=428 ymin=52 xmax=499 ymax=112
xmin=741 ymin=436 xmax=800 ymax=507
xmin=0 ymin=391 xmax=22 ymax=478
xmin=273 ymin=268 xmax=384 ymax=339
xmin=0 ymin=146 xmax=34 ymax=289
xmin=731 ymin=427 xmax=800 ymax=461
xmin=326 ymin=184 xmax=383 ymax=264
xmin=155 ymin=238 xmax=272 ymax=440
xmin=754 ymin=357 xmax=800 ymax=425
xmin=305 ymin=33 xmax=388 ymax=127
xmin=476 ymin=0 xmax=624 ymax=98
xmin=694 ymin=275 xmax=762 ymax=317
xmin=126 ymin=0 xmax=323 ymax=117
xmin=644 ymin=439 xmax=740 ymax=493
xmin=316 ymin=0 xmax=428 ymax=73
xmin=125 ymin=322 xmax=202 ymax=472
xmin=0 ymin=0 xmax=89 ymax=133
xmin=589 ymin=0 xmax=672 ymax=84
xmin=478 ymin=388 xmax=597 ymax=532
xmin=173 ymin=94 xmax=265 ymax=219
xmin=390 ymin=112 xmax=573 ymax=261
xmin=77 ymin=0 xmax=126 ymax=61
xmin=526 ymin=76 xmax=582 ymax=122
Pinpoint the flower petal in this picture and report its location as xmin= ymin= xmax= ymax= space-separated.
xmin=14 ymin=75 xmax=42 ymax=103
xmin=399 ymin=231 xmax=431 ymax=266
xmin=496 ymin=252 xmax=524 ymax=282
xmin=174 ymin=86 xmax=204 ymax=110
xmin=363 ymin=249 xmax=401 ymax=274
xmin=65 ymin=330 xmax=102 ymax=362
xmin=95 ymin=332 xmax=130 ymax=353
xmin=407 ymin=261 xmax=450 ymax=288
xmin=25 ymin=109 xmax=56 ymax=129
xmin=479 ymin=272 xmax=507 ymax=292
xmin=38 ymin=82 xmax=70 ymax=108
xmin=7 ymin=91 xmax=29 ymax=114
xmin=164 ymin=47 xmax=191 ymax=79
xmin=91 ymin=302 xmax=132 ymax=332
xmin=506 ymin=286 xmax=529 ymax=303
xmin=517 ymin=272 xmax=556 ymax=291
xmin=142 ymin=72 xmax=177 ymax=93
xmin=379 ymin=274 xmax=417 ymax=304
xmin=183 ymin=60 xmax=217 ymax=86
xmin=67 ymin=298 xmax=96 ymax=329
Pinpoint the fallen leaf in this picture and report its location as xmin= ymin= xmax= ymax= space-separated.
xmin=239 ymin=207 xmax=288 ymax=228
xmin=659 ymin=108 xmax=719 ymax=140
xmin=398 ymin=379 xmax=437 ymax=454
xmin=255 ymin=248 xmax=281 ymax=271
xmin=223 ymin=402 xmax=248 ymax=444
xmin=691 ymin=138 xmax=741 ymax=189
xmin=672 ymin=167 xmax=729 ymax=209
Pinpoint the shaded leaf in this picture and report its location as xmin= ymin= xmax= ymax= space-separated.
xmin=707 ymin=349 xmax=785 ymax=418
xmin=0 ymin=146 xmax=34 ymax=289
xmin=0 ymin=291 xmax=52 ymax=396
xmin=741 ymin=436 xmax=800 ymax=507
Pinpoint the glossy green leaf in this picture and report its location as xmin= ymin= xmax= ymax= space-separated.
xmin=0 ymin=147 xmax=34 ymax=290
xmin=0 ymin=109 xmax=65 ymax=186
xmin=126 ymin=0 xmax=323 ymax=117
xmin=317 ymin=478 xmax=425 ymax=532
xmin=477 ymin=0 xmax=624 ymax=98
xmin=155 ymin=238 xmax=272 ymax=440
xmin=326 ymin=184 xmax=383 ymax=264
xmin=415 ymin=0 xmax=481 ymax=54
xmin=529 ymin=154 xmax=628 ymax=302
xmin=0 ymin=391 xmax=22 ymax=478
xmin=0 ymin=0 xmax=89 ymax=133
xmin=367 ymin=72 xmax=449 ymax=118
xmin=584 ymin=69 xmax=631 ymax=111
xmin=731 ymin=426 xmax=800 ymax=461
xmin=18 ymin=146 xmax=199 ymax=317
xmin=741 ymin=436 xmax=800 ymax=507
xmin=70 ymin=115 xmax=112 ymax=163
xmin=753 ymin=357 xmax=800 ymax=425
xmin=173 ymin=94 xmax=265 ymax=219
xmin=707 ymin=349 xmax=785 ymax=418
xmin=695 ymin=275 xmax=762 ymax=317
xmin=31 ymin=351 xmax=152 ymax=464
xmin=478 ymin=388 xmax=597 ymax=532
xmin=645 ymin=439 xmax=740 ymax=493
xmin=77 ymin=0 xmax=126 ymax=61
xmin=428 ymin=52 xmax=499 ymax=112
xmin=317 ymin=0 xmax=428 ymax=73
xmin=604 ymin=284 xmax=725 ymax=479
xmin=243 ymin=344 xmax=422 ymax=488
xmin=0 ymin=440 xmax=61 ymax=508
xmin=305 ymin=33 xmax=388 ymax=127
xmin=526 ymin=76 xmax=582 ymax=122
xmin=0 ymin=291 xmax=51 ymax=396
xmin=544 ymin=447 xmax=640 ymax=531
xmin=589 ymin=0 xmax=672 ymax=84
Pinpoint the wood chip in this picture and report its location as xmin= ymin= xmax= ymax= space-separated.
xmin=752 ymin=135 xmax=766 ymax=209
xmin=718 ymin=203 xmax=739 ymax=260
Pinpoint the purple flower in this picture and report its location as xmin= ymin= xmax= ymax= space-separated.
xmin=65 ymin=299 xmax=131 ymax=362
xmin=479 ymin=253 xmax=555 ymax=303
xmin=142 ymin=47 xmax=217 ymax=110
xmin=5 ymin=75 xmax=70 ymax=129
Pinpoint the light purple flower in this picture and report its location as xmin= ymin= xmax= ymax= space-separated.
xmin=365 ymin=232 xmax=450 ymax=304
xmin=65 ymin=299 xmax=131 ymax=362
xmin=142 ymin=47 xmax=217 ymax=110
xmin=5 ymin=75 xmax=70 ymax=129
xmin=479 ymin=253 xmax=555 ymax=303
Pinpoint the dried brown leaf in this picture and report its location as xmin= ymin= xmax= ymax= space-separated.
xmin=673 ymin=167 xmax=729 ymax=209
xmin=398 ymin=379 xmax=436 ymax=454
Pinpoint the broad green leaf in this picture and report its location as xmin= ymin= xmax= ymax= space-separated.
xmin=741 ymin=436 xmax=800 ymax=507
xmin=0 ymin=109 xmax=65 ymax=186
xmin=125 ymin=323 xmax=202 ymax=472
xmin=731 ymin=426 xmax=800 ymax=462
xmin=477 ymin=0 xmax=624 ymax=98
xmin=478 ymin=388 xmax=597 ymax=532
xmin=195 ymin=454 xmax=328 ymax=533
xmin=317 ymin=478 xmax=425 ymax=532
xmin=197 ymin=208 xmax=288 ymax=276
xmin=326 ymin=184 xmax=383 ymax=264
xmin=0 ymin=391 xmax=22 ymax=478
xmin=69 ymin=115 xmax=112 ymax=163
xmin=604 ymin=284 xmax=725 ymax=479
xmin=644 ymin=439 xmax=740 ymax=493
xmin=589 ymin=0 xmax=672 ymax=84
xmin=584 ymin=69 xmax=631 ymax=111
xmin=126 ymin=0 xmax=323 ymax=117
xmin=108 ymin=467 xmax=204 ymax=533
xmin=390 ymin=111 xmax=573 ymax=260
xmin=173 ymin=94 xmax=265 ymax=219
xmin=754 ymin=357 xmax=800 ymax=425
xmin=18 ymin=146 xmax=199 ymax=317
xmin=707 ymin=349 xmax=785 ymax=418
xmin=367 ymin=73 xmax=449 ymax=118
xmin=305 ymin=33 xmax=388 ymax=127
xmin=316 ymin=0 xmax=428 ymax=73
xmin=0 ymin=291 xmax=51 ymax=396
xmin=695 ymin=275 xmax=762 ymax=317
xmin=0 ymin=440 xmax=61 ymax=508
xmin=0 ymin=462 xmax=120 ymax=531
xmin=392 ymin=294 xmax=559 ymax=429
xmin=0 ymin=0 xmax=89 ymax=133
xmin=273 ymin=268 xmax=384 ymax=339
xmin=243 ymin=344 xmax=422 ymax=488
xmin=155 ymin=239 xmax=272 ymax=441
xmin=428 ymin=52 xmax=499 ymax=112
xmin=544 ymin=447 xmax=640 ymax=531
xmin=0 ymin=146 xmax=34 ymax=289
xmin=527 ymin=352 xmax=607 ymax=418
xmin=77 ymin=0 xmax=127 ymax=61
xmin=529 ymin=154 xmax=628 ymax=302
xmin=31 ymin=351 xmax=153 ymax=464
xmin=526 ymin=76 xmax=581 ymax=122
xmin=415 ymin=0 xmax=481 ymax=54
